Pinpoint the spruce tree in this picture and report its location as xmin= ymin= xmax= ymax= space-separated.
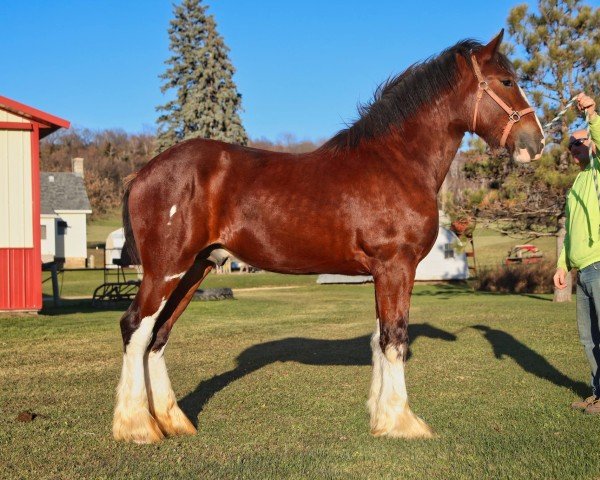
xmin=508 ymin=0 xmax=599 ymax=145
xmin=156 ymin=0 xmax=248 ymax=153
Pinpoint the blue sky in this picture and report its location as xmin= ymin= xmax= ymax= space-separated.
xmin=2 ymin=1 xmax=593 ymax=142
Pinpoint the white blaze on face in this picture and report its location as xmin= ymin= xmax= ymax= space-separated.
xmin=509 ymin=84 xmax=544 ymax=163
xmin=518 ymin=85 xmax=545 ymax=145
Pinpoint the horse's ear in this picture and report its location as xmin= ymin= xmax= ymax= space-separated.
xmin=478 ymin=29 xmax=504 ymax=62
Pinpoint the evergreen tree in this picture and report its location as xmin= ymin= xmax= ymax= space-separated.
xmin=156 ymin=0 xmax=248 ymax=153
xmin=508 ymin=0 xmax=599 ymax=145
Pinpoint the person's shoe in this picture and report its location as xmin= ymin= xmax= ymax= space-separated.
xmin=571 ymin=395 xmax=597 ymax=410
xmin=584 ymin=397 xmax=600 ymax=415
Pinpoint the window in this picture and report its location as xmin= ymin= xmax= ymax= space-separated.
xmin=57 ymin=220 xmax=68 ymax=235
xmin=41 ymin=225 xmax=47 ymax=240
xmin=444 ymin=243 xmax=455 ymax=259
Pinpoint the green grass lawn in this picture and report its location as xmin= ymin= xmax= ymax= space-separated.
xmin=87 ymin=210 xmax=122 ymax=246
xmin=42 ymin=270 xmax=318 ymax=298
xmin=1 ymin=281 xmax=597 ymax=479
xmin=472 ymin=229 xmax=557 ymax=268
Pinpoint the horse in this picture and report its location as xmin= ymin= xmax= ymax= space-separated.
xmin=113 ymin=30 xmax=544 ymax=444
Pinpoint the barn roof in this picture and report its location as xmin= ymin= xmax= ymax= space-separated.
xmin=0 ymin=95 xmax=70 ymax=138
xmin=40 ymin=172 xmax=92 ymax=214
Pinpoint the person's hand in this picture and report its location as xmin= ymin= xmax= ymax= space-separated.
xmin=577 ymin=92 xmax=597 ymax=119
xmin=553 ymin=268 xmax=568 ymax=290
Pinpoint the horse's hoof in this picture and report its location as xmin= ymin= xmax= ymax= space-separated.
xmin=370 ymin=405 xmax=436 ymax=439
xmin=154 ymin=405 xmax=197 ymax=437
xmin=113 ymin=408 xmax=165 ymax=444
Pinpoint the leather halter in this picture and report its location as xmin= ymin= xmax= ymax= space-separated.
xmin=470 ymin=55 xmax=535 ymax=148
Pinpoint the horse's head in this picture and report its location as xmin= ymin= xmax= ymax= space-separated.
xmin=463 ymin=30 xmax=544 ymax=163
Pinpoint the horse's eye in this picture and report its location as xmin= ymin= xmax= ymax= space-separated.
xmin=501 ymin=79 xmax=513 ymax=87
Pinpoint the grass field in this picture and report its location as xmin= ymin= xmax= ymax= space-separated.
xmin=87 ymin=211 xmax=122 ymax=246
xmin=2 ymin=277 xmax=598 ymax=479
xmin=471 ymin=229 xmax=556 ymax=269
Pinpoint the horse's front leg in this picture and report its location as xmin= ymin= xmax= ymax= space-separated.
xmin=368 ymin=260 xmax=434 ymax=439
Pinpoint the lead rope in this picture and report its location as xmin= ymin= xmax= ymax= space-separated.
xmin=542 ymin=96 xmax=578 ymax=131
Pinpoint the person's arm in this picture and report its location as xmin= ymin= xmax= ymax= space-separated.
xmin=578 ymin=93 xmax=599 ymax=148
xmin=557 ymin=247 xmax=568 ymax=272
xmin=554 ymin=256 xmax=568 ymax=290
xmin=555 ymin=200 xmax=571 ymax=289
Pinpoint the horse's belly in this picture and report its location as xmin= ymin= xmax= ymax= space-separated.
xmin=222 ymin=234 xmax=369 ymax=276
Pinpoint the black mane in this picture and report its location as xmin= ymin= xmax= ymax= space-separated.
xmin=320 ymin=39 xmax=515 ymax=152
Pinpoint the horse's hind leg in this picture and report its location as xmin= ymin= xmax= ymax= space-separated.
xmin=145 ymin=259 xmax=213 ymax=437
xmin=369 ymin=260 xmax=434 ymax=439
xmin=113 ymin=257 xmax=203 ymax=444
xmin=113 ymin=277 xmax=170 ymax=443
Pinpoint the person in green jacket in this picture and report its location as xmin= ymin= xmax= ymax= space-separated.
xmin=554 ymin=92 xmax=600 ymax=414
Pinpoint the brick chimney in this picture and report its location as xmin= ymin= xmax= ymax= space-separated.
xmin=72 ymin=157 xmax=84 ymax=178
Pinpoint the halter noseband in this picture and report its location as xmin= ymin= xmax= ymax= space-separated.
xmin=470 ymin=55 xmax=534 ymax=148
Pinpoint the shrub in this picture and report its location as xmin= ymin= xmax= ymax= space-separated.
xmin=474 ymin=260 xmax=555 ymax=294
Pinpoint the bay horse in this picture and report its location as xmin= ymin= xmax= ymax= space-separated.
xmin=113 ymin=31 xmax=544 ymax=443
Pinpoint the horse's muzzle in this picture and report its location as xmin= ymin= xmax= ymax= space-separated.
xmin=512 ymin=130 xmax=545 ymax=163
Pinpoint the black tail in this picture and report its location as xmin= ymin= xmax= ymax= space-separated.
xmin=122 ymin=173 xmax=141 ymax=266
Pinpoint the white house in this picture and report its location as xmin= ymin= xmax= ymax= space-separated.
xmin=317 ymin=225 xmax=469 ymax=284
xmin=40 ymin=158 xmax=92 ymax=268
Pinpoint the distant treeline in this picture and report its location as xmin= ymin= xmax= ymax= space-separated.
xmin=40 ymin=128 xmax=323 ymax=218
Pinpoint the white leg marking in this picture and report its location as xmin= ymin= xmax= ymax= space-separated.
xmin=164 ymin=271 xmax=186 ymax=282
xmin=368 ymin=326 xmax=434 ymax=439
xmin=113 ymin=298 xmax=167 ymax=443
xmin=146 ymin=343 xmax=196 ymax=436
xmin=167 ymin=205 xmax=177 ymax=225
xmin=367 ymin=321 xmax=383 ymax=419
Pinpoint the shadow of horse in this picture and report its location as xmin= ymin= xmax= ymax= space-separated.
xmin=179 ymin=323 xmax=457 ymax=426
xmin=471 ymin=324 xmax=588 ymax=398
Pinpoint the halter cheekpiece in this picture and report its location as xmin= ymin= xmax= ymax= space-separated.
xmin=470 ymin=54 xmax=535 ymax=147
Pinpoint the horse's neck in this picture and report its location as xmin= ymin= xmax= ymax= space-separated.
xmin=381 ymin=99 xmax=468 ymax=192
xmin=417 ymin=118 xmax=465 ymax=192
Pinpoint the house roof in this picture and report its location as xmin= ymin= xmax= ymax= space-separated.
xmin=40 ymin=172 xmax=92 ymax=214
xmin=0 ymin=95 xmax=70 ymax=139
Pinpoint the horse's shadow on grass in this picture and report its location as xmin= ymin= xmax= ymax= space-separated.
xmin=471 ymin=324 xmax=589 ymax=398
xmin=180 ymin=322 xmax=590 ymax=425
xmin=179 ymin=323 xmax=456 ymax=427
xmin=41 ymin=298 xmax=129 ymax=315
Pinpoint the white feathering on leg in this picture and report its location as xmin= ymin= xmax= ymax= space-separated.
xmin=368 ymin=331 xmax=434 ymax=439
xmin=146 ymin=343 xmax=196 ymax=436
xmin=113 ymin=299 xmax=167 ymax=443
xmin=367 ymin=321 xmax=383 ymax=420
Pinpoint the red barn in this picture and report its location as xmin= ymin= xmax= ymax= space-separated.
xmin=0 ymin=96 xmax=70 ymax=312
